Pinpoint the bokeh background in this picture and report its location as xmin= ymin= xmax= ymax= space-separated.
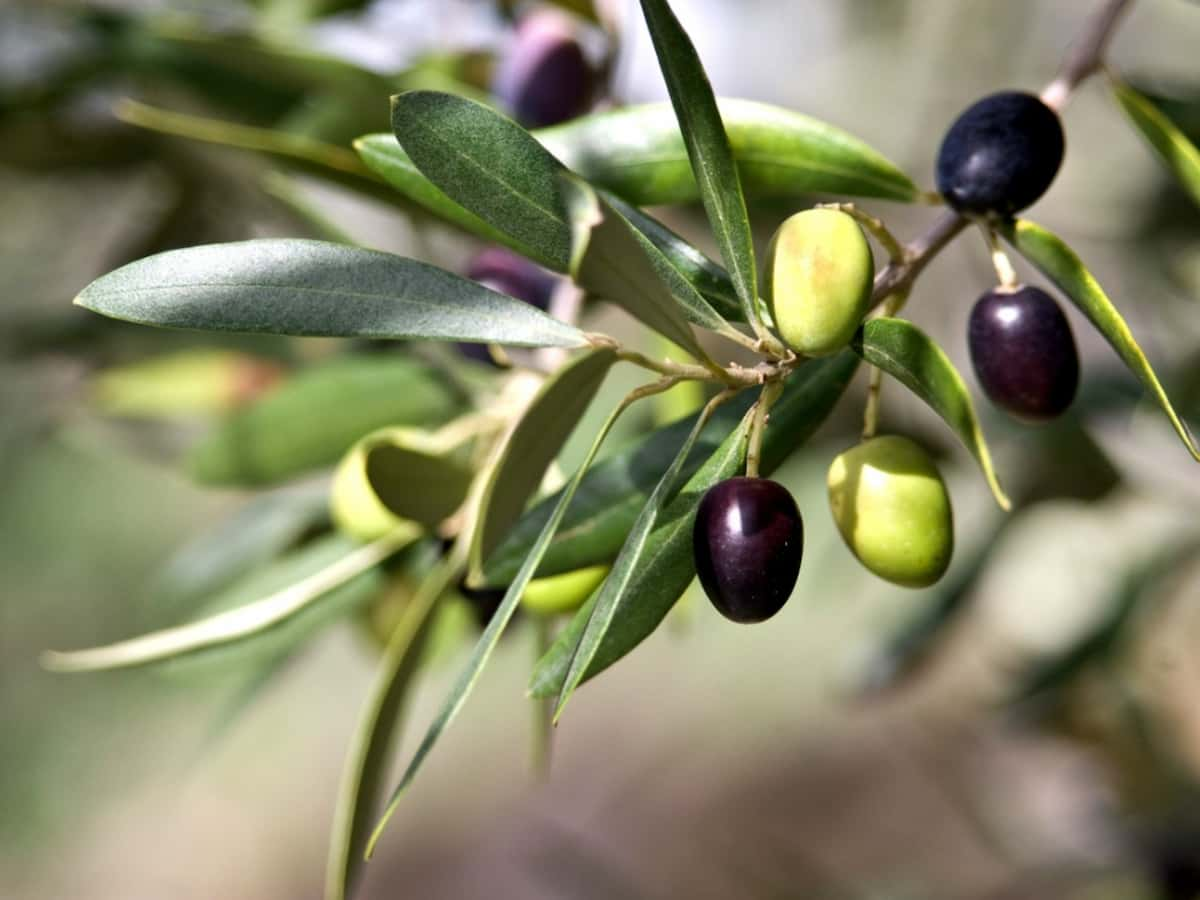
xmin=3 ymin=1 xmax=1200 ymax=898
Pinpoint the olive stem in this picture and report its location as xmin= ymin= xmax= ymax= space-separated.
xmin=818 ymin=202 xmax=904 ymax=263
xmin=745 ymin=379 xmax=784 ymax=478
xmin=982 ymin=226 xmax=1019 ymax=289
xmin=531 ymin=617 xmax=555 ymax=780
xmin=1041 ymin=0 xmax=1136 ymax=112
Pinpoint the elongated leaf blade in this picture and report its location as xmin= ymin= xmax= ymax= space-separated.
xmin=637 ymin=0 xmax=760 ymax=327
xmin=77 ymin=239 xmax=584 ymax=347
xmin=529 ymin=352 xmax=860 ymax=698
xmin=1111 ymin=78 xmax=1200 ymax=209
xmin=538 ymin=99 xmax=922 ymax=204
xmin=367 ymin=384 xmax=650 ymax=859
xmin=854 ymin=318 xmax=1010 ymax=510
xmin=470 ymin=349 xmax=617 ymax=579
xmin=391 ymin=90 xmax=573 ymax=271
xmin=326 ymin=554 xmax=454 ymax=900
xmin=1002 ymin=219 xmax=1200 ymax=462
xmin=552 ymin=391 xmax=737 ymax=720
xmin=41 ymin=529 xmax=417 ymax=673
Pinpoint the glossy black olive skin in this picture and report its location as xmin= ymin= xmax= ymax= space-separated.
xmin=693 ymin=477 xmax=803 ymax=624
xmin=968 ymin=286 xmax=1079 ymax=422
xmin=493 ymin=11 xmax=594 ymax=128
xmin=936 ymin=91 xmax=1064 ymax=216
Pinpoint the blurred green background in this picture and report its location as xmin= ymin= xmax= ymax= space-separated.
xmin=2 ymin=1 xmax=1199 ymax=898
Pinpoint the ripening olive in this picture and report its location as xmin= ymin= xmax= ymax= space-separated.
xmin=693 ymin=477 xmax=804 ymax=623
xmin=936 ymin=91 xmax=1064 ymax=216
xmin=827 ymin=436 xmax=953 ymax=588
xmin=968 ymin=285 xmax=1079 ymax=422
xmin=521 ymin=564 xmax=610 ymax=616
xmin=763 ymin=208 xmax=874 ymax=356
xmin=459 ymin=247 xmax=559 ymax=364
xmin=493 ymin=9 xmax=595 ymax=128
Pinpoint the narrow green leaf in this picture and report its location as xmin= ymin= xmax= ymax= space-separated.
xmin=325 ymin=553 xmax=454 ymax=900
xmin=1111 ymin=78 xmax=1200 ymax=210
xmin=188 ymin=355 xmax=462 ymax=486
xmin=637 ymin=0 xmax=761 ymax=329
xmin=560 ymin=175 xmax=726 ymax=356
xmin=854 ymin=318 xmax=1011 ymax=511
xmin=529 ymin=352 xmax=860 ymax=698
xmin=391 ymin=90 xmax=572 ymax=271
xmin=366 ymin=382 xmax=654 ymax=859
xmin=76 ymin=239 xmax=587 ymax=349
xmin=470 ymin=348 xmax=617 ymax=580
xmin=1002 ymin=219 xmax=1200 ymax=462
xmin=552 ymin=390 xmax=737 ymax=721
xmin=40 ymin=528 xmax=418 ymax=674
xmin=538 ymin=99 xmax=922 ymax=205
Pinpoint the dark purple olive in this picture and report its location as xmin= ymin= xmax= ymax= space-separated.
xmin=458 ymin=247 xmax=558 ymax=364
xmin=968 ymin=285 xmax=1079 ymax=422
xmin=493 ymin=9 xmax=595 ymax=128
xmin=693 ymin=477 xmax=803 ymax=624
xmin=936 ymin=91 xmax=1064 ymax=216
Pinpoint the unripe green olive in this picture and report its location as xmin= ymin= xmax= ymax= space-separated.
xmin=827 ymin=435 xmax=953 ymax=588
xmin=520 ymin=564 xmax=609 ymax=616
xmin=763 ymin=208 xmax=874 ymax=356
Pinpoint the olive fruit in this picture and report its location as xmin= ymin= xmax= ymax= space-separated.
xmin=763 ymin=208 xmax=874 ymax=357
xmin=521 ymin=564 xmax=610 ymax=616
xmin=460 ymin=247 xmax=558 ymax=364
xmin=693 ymin=477 xmax=804 ymax=623
xmin=968 ymin=285 xmax=1079 ymax=422
xmin=493 ymin=9 xmax=595 ymax=128
xmin=935 ymin=91 xmax=1064 ymax=216
xmin=827 ymin=436 xmax=953 ymax=588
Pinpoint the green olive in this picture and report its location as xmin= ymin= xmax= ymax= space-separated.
xmin=763 ymin=208 xmax=874 ymax=356
xmin=520 ymin=564 xmax=609 ymax=616
xmin=827 ymin=435 xmax=953 ymax=588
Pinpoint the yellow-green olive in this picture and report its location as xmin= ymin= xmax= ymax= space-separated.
xmin=827 ymin=435 xmax=953 ymax=588
xmin=520 ymin=564 xmax=609 ymax=616
xmin=763 ymin=208 xmax=874 ymax=356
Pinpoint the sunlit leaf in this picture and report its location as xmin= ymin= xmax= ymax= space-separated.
xmin=1111 ymin=77 xmax=1200 ymax=210
xmin=1002 ymin=219 xmax=1200 ymax=462
xmin=854 ymin=317 xmax=1011 ymax=511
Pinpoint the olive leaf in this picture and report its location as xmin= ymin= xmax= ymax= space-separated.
xmin=365 ymin=379 xmax=663 ymax=860
xmin=551 ymin=390 xmax=741 ymax=721
xmin=76 ymin=239 xmax=588 ymax=348
xmin=529 ymin=351 xmax=860 ymax=699
xmin=1001 ymin=219 xmax=1200 ymax=462
xmin=469 ymin=348 xmax=617 ymax=581
xmin=853 ymin=318 xmax=1012 ymax=511
xmin=637 ymin=0 xmax=763 ymax=332
xmin=325 ymin=553 xmax=455 ymax=900
xmin=41 ymin=529 xmax=415 ymax=674
xmin=538 ymin=99 xmax=923 ymax=205
xmin=559 ymin=175 xmax=734 ymax=357
xmin=1110 ymin=77 xmax=1200 ymax=210
xmin=187 ymin=354 xmax=462 ymax=486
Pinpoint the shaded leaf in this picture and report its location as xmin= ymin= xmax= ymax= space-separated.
xmin=538 ymin=98 xmax=922 ymax=205
xmin=188 ymin=354 xmax=462 ymax=486
xmin=854 ymin=317 xmax=1011 ymax=511
xmin=1111 ymin=77 xmax=1200 ymax=210
xmin=76 ymin=239 xmax=587 ymax=349
xmin=529 ymin=352 xmax=860 ymax=698
xmin=637 ymin=0 xmax=761 ymax=329
xmin=41 ymin=529 xmax=417 ymax=674
xmin=1002 ymin=219 xmax=1200 ymax=462
xmin=470 ymin=348 xmax=617 ymax=579
xmin=391 ymin=90 xmax=572 ymax=271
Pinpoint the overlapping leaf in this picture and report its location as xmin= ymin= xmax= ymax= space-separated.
xmin=1111 ymin=78 xmax=1200 ymax=209
xmin=1002 ymin=219 xmax=1200 ymax=462
xmin=854 ymin=318 xmax=1011 ymax=510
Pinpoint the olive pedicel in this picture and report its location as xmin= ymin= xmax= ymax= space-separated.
xmin=827 ymin=436 xmax=953 ymax=589
xmin=493 ymin=9 xmax=595 ymax=129
xmin=968 ymin=285 xmax=1079 ymax=422
xmin=763 ymin=208 xmax=874 ymax=357
xmin=936 ymin=91 xmax=1064 ymax=216
xmin=693 ymin=477 xmax=803 ymax=623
